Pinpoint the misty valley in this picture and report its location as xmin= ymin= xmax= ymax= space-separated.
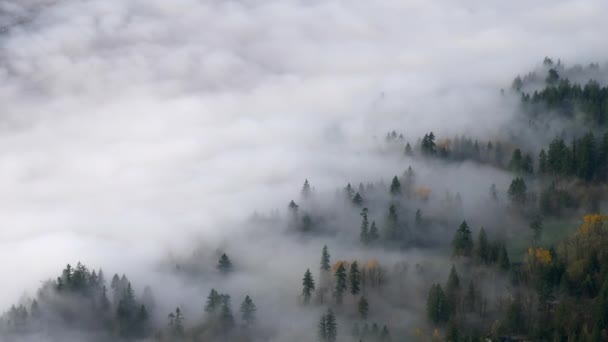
xmin=2 ymin=58 xmax=608 ymax=342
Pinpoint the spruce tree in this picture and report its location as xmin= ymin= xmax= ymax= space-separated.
xmin=321 ymin=245 xmax=331 ymax=272
xmin=452 ymin=221 xmax=474 ymax=257
xmin=445 ymin=265 xmax=461 ymax=314
xmin=205 ymin=288 xmax=222 ymax=314
xmin=369 ymin=221 xmax=380 ymax=242
xmin=334 ymin=264 xmax=347 ymax=304
xmin=302 ymin=269 xmax=316 ymax=304
xmin=349 ymin=261 xmax=361 ymax=296
xmin=220 ymin=296 xmax=235 ymax=333
xmin=217 ymin=253 xmax=233 ymax=274
xmin=352 ymin=192 xmax=363 ymax=206
xmin=360 ymin=208 xmax=370 ymax=245
xmin=301 ymin=179 xmax=312 ymax=198
xmin=389 ymin=176 xmax=401 ymax=196
xmin=426 ymin=284 xmax=449 ymax=324
xmin=476 ymin=227 xmax=489 ymax=263
xmin=325 ymin=309 xmax=337 ymax=342
xmin=358 ymin=296 xmax=369 ymax=319
xmin=385 ymin=204 xmax=399 ymax=241
xmin=318 ymin=312 xmax=328 ymax=341
xmin=240 ymin=295 xmax=256 ymax=326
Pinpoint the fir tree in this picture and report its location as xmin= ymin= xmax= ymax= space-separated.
xmin=389 ymin=176 xmax=401 ymax=196
xmin=427 ymin=284 xmax=449 ymax=324
xmin=352 ymin=192 xmax=363 ymax=206
xmin=302 ymin=269 xmax=316 ymax=304
xmin=358 ymin=296 xmax=369 ymax=320
xmin=321 ymin=245 xmax=331 ymax=272
xmin=325 ymin=309 xmax=337 ymax=342
xmin=205 ymin=288 xmax=222 ymax=314
xmin=240 ymin=295 xmax=256 ymax=326
xmin=452 ymin=221 xmax=474 ymax=257
xmin=404 ymin=142 xmax=413 ymax=156
xmin=349 ymin=261 xmax=361 ymax=296
xmin=301 ymin=179 xmax=312 ymax=199
xmin=360 ymin=208 xmax=370 ymax=245
xmin=476 ymin=227 xmax=489 ymax=264
xmin=369 ymin=221 xmax=380 ymax=242
xmin=445 ymin=265 xmax=461 ymax=314
xmin=220 ymin=296 xmax=235 ymax=333
xmin=217 ymin=253 xmax=233 ymax=274
xmin=334 ymin=263 xmax=347 ymax=304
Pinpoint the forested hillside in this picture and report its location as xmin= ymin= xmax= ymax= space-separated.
xmin=2 ymin=60 xmax=608 ymax=341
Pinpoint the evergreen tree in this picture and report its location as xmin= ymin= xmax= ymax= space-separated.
xmin=318 ymin=312 xmax=328 ymax=341
xmin=358 ymin=296 xmax=369 ymax=320
xmin=369 ymin=221 xmax=380 ymax=242
xmin=301 ymin=179 xmax=312 ymax=198
xmin=135 ymin=305 xmax=149 ymax=337
xmin=205 ymin=288 xmax=222 ymax=314
xmin=452 ymin=221 xmax=474 ymax=257
xmin=325 ymin=309 xmax=337 ymax=342
xmin=360 ymin=208 xmax=370 ymax=245
xmin=389 ymin=176 xmax=401 ymax=196
xmin=334 ymin=263 xmax=347 ymax=304
xmin=352 ymin=192 xmax=363 ymax=206
xmin=404 ymin=142 xmax=413 ymax=156
xmin=240 ymin=295 xmax=256 ymax=326
xmin=464 ymin=281 xmax=476 ymax=313
xmin=426 ymin=284 xmax=450 ymax=324
xmin=220 ymin=296 xmax=235 ymax=333
xmin=302 ymin=269 xmax=316 ymax=304
xmin=476 ymin=227 xmax=489 ymax=264
xmin=385 ymin=204 xmax=399 ymax=241
xmin=445 ymin=265 xmax=461 ymax=314
xmin=349 ymin=261 xmax=361 ymax=296
xmin=498 ymin=244 xmax=510 ymax=270
xmin=173 ymin=307 xmax=185 ymax=338
xmin=508 ymin=177 xmax=527 ymax=205
xmin=321 ymin=245 xmax=331 ymax=272
xmin=217 ymin=253 xmax=233 ymax=274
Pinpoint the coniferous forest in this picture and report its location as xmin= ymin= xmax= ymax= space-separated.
xmin=1 ymin=1 xmax=608 ymax=342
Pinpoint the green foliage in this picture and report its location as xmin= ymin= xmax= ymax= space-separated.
xmin=426 ymin=284 xmax=450 ymax=324
xmin=508 ymin=177 xmax=527 ymax=205
xmin=321 ymin=245 xmax=331 ymax=272
xmin=334 ymin=264 xmax=347 ymax=305
xmin=349 ymin=261 xmax=361 ymax=296
xmin=452 ymin=221 xmax=474 ymax=257
xmin=302 ymin=269 xmax=315 ymax=304
xmin=217 ymin=253 xmax=233 ymax=274
xmin=358 ymin=296 xmax=369 ymax=320
xmin=240 ymin=295 xmax=256 ymax=326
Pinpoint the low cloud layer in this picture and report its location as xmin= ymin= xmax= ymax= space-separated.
xmin=0 ymin=0 xmax=607 ymax=315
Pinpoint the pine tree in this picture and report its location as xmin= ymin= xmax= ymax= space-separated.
xmin=301 ymin=179 xmax=312 ymax=198
xmin=217 ymin=253 xmax=233 ymax=274
xmin=360 ymin=208 xmax=370 ymax=245
xmin=476 ymin=227 xmax=489 ymax=264
xmin=358 ymin=296 xmax=369 ymax=319
xmin=135 ymin=305 xmax=149 ymax=337
xmin=220 ymin=296 xmax=235 ymax=333
xmin=302 ymin=269 xmax=316 ymax=304
xmin=318 ymin=312 xmax=328 ymax=341
xmin=538 ymin=149 xmax=548 ymax=174
xmin=240 ymin=295 xmax=256 ymax=326
xmin=498 ymin=244 xmax=510 ymax=270
xmin=385 ymin=204 xmax=399 ymax=241
xmin=205 ymin=288 xmax=222 ymax=314
xmin=389 ymin=176 xmax=401 ymax=196
xmin=321 ymin=245 xmax=331 ymax=272
xmin=349 ymin=261 xmax=361 ymax=296
xmin=352 ymin=192 xmax=363 ymax=206
xmin=508 ymin=177 xmax=527 ymax=205
xmin=369 ymin=221 xmax=380 ymax=242
xmin=445 ymin=265 xmax=461 ymax=314
xmin=452 ymin=221 xmax=474 ymax=257
xmin=334 ymin=263 xmax=347 ymax=304
xmin=325 ymin=309 xmax=337 ymax=342
xmin=464 ymin=281 xmax=476 ymax=313
xmin=173 ymin=307 xmax=185 ymax=337
xmin=426 ymin=284 xmax=449 ymax=324
xmin=404 ymin=142 xmax=413 ymax=156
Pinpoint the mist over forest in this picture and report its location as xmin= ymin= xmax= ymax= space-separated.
xmin=2 ymin=1 xmax=608 ymax=341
